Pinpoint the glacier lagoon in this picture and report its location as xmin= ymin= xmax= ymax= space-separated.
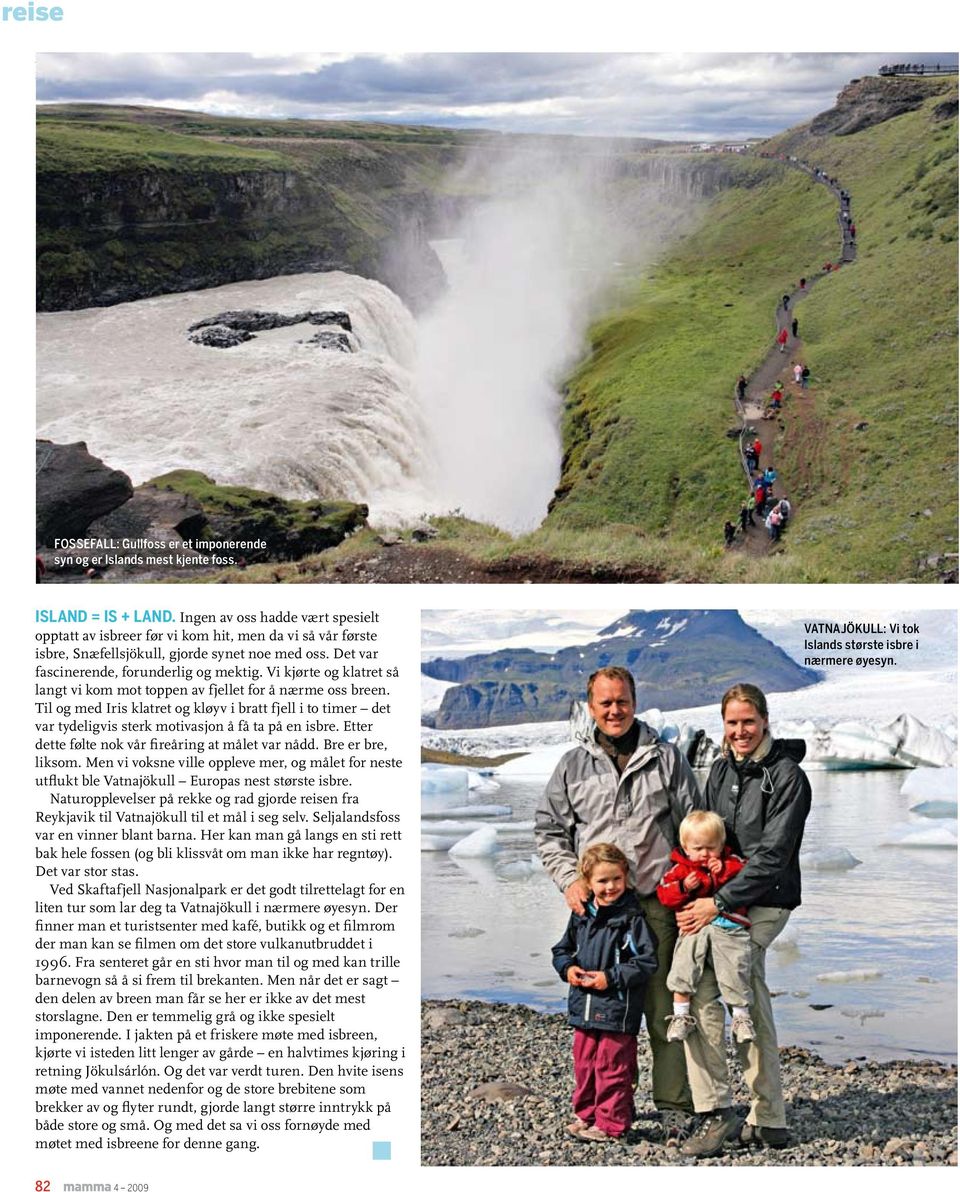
xmin=421 ymin=767 xmax=957 ymax=1064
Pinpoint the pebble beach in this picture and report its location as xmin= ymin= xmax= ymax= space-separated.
xmin=422 ymin=1000 xmax=957 ymax=1167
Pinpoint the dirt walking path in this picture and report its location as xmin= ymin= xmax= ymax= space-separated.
xmin=730 ymin=157 xmax=857 ymax=557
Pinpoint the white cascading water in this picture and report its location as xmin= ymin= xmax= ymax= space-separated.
xmin=416 ymin=162 xmax=636 ymax=532
xmin=37 ymin=156 xmax=677 ymax=530
xmin=36 ymin=272 xmax=436 ymax=523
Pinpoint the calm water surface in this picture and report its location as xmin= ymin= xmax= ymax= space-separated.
xmin=422 ymin=769 xmax=957 ymax=1064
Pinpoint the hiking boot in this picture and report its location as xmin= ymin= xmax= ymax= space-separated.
xmin=665 ymin=1013 xmax=697 ymax=1043
xmin=730 ymin=1013 xmax=756 ymax=1043
xmin=680 ymin=1108 xmax=740 ymax=1158
xmin=658 ymin=1109 xmax=695 ymax=1147
xmin=738 ymin=1122 xmax=791 ymax=1149
xmin=575 ymin=1125 xmax=621 ymax=1143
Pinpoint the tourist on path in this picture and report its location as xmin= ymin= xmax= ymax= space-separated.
xmin=777 ymin=327 xmax=788 ymax=352
xmin=739 ymin=503 xmax=754 ymax=531
xmin=676 ymin=684 xmax=812 ymax=1159
xmin=536 ymin=667 xmax=700 ymax=1142
xmin=792 ymin=362 xmax=803 ymax=386
xmin=724 ymin=521 xmax=736 ymax=548
xmin=791 ymin=317 xmax=798 ymax=338
xmin=744 ymin=442 xmax=757 ymax=473
xmin=765 ymin=506 xmax=783 ymax=541
xmin=736 ymin=375 xmax=748 ymax=401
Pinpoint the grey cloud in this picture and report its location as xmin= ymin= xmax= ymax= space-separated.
xmin=35 ymin=51 xmax=958 ymax=139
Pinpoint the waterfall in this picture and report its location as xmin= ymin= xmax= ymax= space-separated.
xmin=37 ymin=272 xmax=437 ymax=523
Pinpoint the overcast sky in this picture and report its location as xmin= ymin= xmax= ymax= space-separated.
xmin=35 ymin=52 xmax=959 ymax=140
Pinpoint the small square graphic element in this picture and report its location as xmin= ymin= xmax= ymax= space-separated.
xmin=372 ymin=1141 xmax=391 ymax=1160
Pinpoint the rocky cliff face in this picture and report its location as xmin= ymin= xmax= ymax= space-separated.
xmin=810 ymin=75 xmax=954 ymax=136
xmin=425 ymin=610 xmax=818 ymax=729
xmin=37 ymin=161 xmax=447 ymax=312
xmin=37 ymin=108 xmax=756 ymax=314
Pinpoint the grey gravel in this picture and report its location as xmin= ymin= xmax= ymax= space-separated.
xmin=422 ymin=1000 xmax=957 ymax=1167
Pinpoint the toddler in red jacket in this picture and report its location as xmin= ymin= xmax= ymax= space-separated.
xmin=657 ymin=810 xmax=755 ymax=1044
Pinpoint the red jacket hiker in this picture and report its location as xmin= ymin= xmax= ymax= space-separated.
xmin=656 ymin=846 xmax=751 ymax=928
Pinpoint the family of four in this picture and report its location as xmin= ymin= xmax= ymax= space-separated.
xmin=535 ymin=666 xmax=812 ymax=1158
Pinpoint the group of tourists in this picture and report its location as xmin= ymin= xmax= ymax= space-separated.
xmin=725 ymin=156 xmax=853 ymax=554
xmin=538 ymin=668 xmax=812 ymax=1156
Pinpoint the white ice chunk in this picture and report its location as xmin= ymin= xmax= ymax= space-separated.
xmin=882 ymin=713 xmax=957 ymax=767
xmin=802 ymin=846 xmax=862 ymax=871
xmin=421 ymin=835 xmax=458 ymax=852
xmin=803 ymin=721 xmax=910 ymax=769
xmin=422 ymin=673 xmax=457 ymax=714
xmin=449 ymin=826 xmax=500 ymax=858
xmin=421 ymin=804 xmax=513 ymax=820
xmin=816 ymin=969 xmax=883 ymax=983
xmin=498 ymin=855 xmax=545 ymax=878
xmin=901 ymin=767 xmax=957 ymax=799
xmin=909 ymin=800 xmax=958 ymax=819
xmin=418 ymin=819 xmax=532 ymax=836
xmin=881 ymin=822 xmax=958 ymax=848
xmin=769 ymin=924 xmax=801 ymax=951
xmin=421 ymin=764 xmax=469 ymax=799
xmin=468 ymin=771 xmax=502 ymax=793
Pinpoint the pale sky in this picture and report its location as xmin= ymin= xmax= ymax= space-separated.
xmin=35 ymin=52 xmax=959 ymax=141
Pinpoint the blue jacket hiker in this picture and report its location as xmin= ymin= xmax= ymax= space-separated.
xmin=552 ymin=890 xmax=659 ymax=1033
xmin=553 ymin=885 xmax=659 ymax=1139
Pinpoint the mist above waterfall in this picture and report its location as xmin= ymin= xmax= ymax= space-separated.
xmin=36 ymin=148 xmax=700 ymax=534
xmin=415 ymin=148 xmax=694 ymax=532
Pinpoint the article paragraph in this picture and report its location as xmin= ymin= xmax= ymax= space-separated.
xmin=32 ymin=605 xmax=412 ymax=1161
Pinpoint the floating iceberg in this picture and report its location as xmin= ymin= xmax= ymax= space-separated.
xmin=816 ymin=969 xmax=883 ymax=983
xmin=909 ymin=800 xmax=958 ymax=819
xmin=882 ymin=714 xmax=957 ymax=767
xmin=769 ymin=924 xmax=801 ymax=951
xmin=802 ymin=846 xmax=862 ymax=871
xmin=421 ymin=803 xmax=513 ymax=820
xmin=785 ymin=714 xmax=956 ymax=770
xmin=421 ymin=763 xmax=470 ymax=813
xmin=901 ymin=767 xmax=957 ymax=799
xmin=421 ymin=834 xmax=459 ymax=852
xmin=498 ymin=856 xmax=545 ymax=878
xmin=468 ymin=772 xmax=502 ymax=794
xmin=881 ymin=822 xmax=957 ymax=848
xmin=419 ymin=820 xmax=533 ymax=836
xmin=420 ymin=818 xmax=532 ymax=850
xmin=449 ymin=826 xmax=500 ymax=858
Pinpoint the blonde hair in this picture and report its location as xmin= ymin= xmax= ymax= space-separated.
xmin=578 ymin=842 xmax=631 ymax=882
xmin=721 ymin=683 xmax=769 ymax=720
xmin=587 ymin=666 xmax=636 ymax=701
xmin=679 ymin=810 xmax=726 ymax=849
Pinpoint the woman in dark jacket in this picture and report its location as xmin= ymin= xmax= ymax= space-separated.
xmin=675 ymin=683 xmax=812 ymax=1159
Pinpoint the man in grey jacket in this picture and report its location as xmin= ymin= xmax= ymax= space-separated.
xmin=535 ymin=666 xmax=700 ymax=1138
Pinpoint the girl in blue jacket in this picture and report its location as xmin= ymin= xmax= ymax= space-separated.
xmin=552 ymin=842 xmax=659 ymax=1142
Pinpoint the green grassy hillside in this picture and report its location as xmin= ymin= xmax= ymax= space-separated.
xmin=36 ymin=107 xmax=468 ymax=310
xmin=541 ymin=77 xmax=957 ymax=581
